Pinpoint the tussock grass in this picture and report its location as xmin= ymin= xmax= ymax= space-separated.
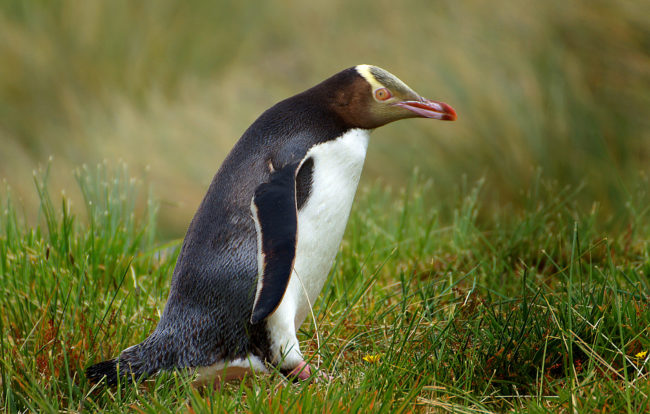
xmin=1 ymin=0 xmax=648 ymax=236
xmin=1 ymin=165 xmax=648 ymax=412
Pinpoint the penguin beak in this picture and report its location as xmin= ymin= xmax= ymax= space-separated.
xmin=394 ymin=99 xmax=457 ymax=121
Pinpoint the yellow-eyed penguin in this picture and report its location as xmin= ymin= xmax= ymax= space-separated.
xmin=86 ymin=64 xmax=457 ymax=385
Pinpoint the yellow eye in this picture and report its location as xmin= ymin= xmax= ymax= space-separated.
xmin=374 ymin=88 xmax=392 ymax=101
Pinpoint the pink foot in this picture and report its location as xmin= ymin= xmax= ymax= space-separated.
xmin=287 ymin=361 xmax=333 ymax=382
xmin=288 ymin=361 xmax=312 ymax=380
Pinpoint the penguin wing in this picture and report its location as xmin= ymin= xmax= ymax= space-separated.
xmin=249 ymin=162 xmax=300 ymax=324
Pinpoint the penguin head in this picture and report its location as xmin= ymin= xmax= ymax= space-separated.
xmin=316 ymin=65 xmax=457 ymax=130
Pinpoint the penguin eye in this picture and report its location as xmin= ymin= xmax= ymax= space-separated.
xmin=374 ymin=88 xmax=392 ymax=101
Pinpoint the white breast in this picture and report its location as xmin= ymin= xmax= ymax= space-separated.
xmin=263 ymin=128 xmax=369 ymax=368
xmin=289 ymin=128 xmax=369 ymax=328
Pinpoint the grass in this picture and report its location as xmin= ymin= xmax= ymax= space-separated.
xmin=1 ymin=0 xmax=648 ymax=236
xmin=1 ymin=163 xmax=648 ymax=412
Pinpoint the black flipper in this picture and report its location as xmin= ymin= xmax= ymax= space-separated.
xmin=249 ymin=163 xmax=299 ymax=324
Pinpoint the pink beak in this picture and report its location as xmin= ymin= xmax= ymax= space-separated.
xmin=394 ymin=100 xmax=457 ymax=121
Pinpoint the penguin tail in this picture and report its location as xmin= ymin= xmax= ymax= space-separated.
xmin=86 ymin=358 xmax=120 ymax=386
xmin=86 ymin=344 xmax=155 ymax=387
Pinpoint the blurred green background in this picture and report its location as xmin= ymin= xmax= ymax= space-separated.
xmin=1 ymin=0 xmax=648 ymax=238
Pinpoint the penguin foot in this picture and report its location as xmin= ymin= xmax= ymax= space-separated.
xmin=288 ymin=361 xmax=312 ymax=380
xmin=285 ymin=361 xmax=332 ymax=382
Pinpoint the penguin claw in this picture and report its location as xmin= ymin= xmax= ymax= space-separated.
xmin=286 ymin=361 xmax=332 ymax=382
xmin=317 ymin=371 xmax=334 ymax=382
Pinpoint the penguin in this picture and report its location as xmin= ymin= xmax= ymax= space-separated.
xmin=86 ymin=64 xmax=456 ymax=386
